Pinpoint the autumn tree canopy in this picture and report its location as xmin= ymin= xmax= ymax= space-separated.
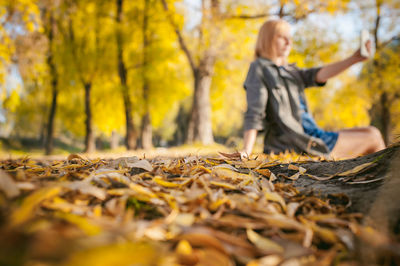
xmin=0 ymin=0 xmax=399 ymax=154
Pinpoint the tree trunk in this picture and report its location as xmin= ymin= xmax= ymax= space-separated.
xmin=45 ymin=87 xmax=58 ymax=155
xmin=380 ymin=92 xmax=391 ymax=145
xmin=160 ymin=0 xmax=215 ymax=146
xmin=123 ymin=92 xmax=137 ymax=150
xmin=370 ymin=0 xmax=390 ymax=145
xmin=140 ymin=0 xmax=153 ymax=150
xmin=84 ymin=82 xmax=95 ymax=153
xmin=44 ymin=10 xmax=58 ymax=155
xmin=173 ymin=104 xmax=188 ymax=145
xmin=110 ymin=130 xmax=119 ymax=150
xmin=141 ymin=112 xmax=152 ymax=150
xmin=186 ymin=59 xmax=215 ymax=145
xmin=116 ymin=0 xmax=137 ymax=150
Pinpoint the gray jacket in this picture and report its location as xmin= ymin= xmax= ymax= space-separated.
xmin=243 ymin=57 xmax=330 ymax=156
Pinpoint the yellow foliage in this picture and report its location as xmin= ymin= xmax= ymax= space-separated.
xmin=307 ymin=74 xmax=371 ymax=130
xmin=3 ymin=0 xmax=399 ymax=148
xmin=210 ymin=16 xmax=261 ymax=137
xmin=3 ymin=89 xmax=21 ymax=113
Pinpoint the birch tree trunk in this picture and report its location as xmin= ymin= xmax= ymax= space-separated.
xmin=161 ymin=0 xmax=216 ymax=145
xmin=187 ymin=57 xmax=215 ymax=144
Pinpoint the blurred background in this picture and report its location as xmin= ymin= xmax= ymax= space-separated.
xmin=0 ymin=0 xmax=399 ymax=156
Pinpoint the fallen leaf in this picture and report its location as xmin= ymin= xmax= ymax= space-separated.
xmin=10 ymin=186 xmax=62 ymax=226
xmin=247 ymin=229 xmax=284 ymax=254
xmin=128 ymin=159 xmax=153 ymax=172
xmin=0 ymin=170 xmax=20 ymax=198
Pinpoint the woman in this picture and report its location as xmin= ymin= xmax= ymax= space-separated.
xmin=241 ymin=19 xmax=385 ymax=159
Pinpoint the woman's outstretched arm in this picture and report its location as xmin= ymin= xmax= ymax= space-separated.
xmin=316 ymin=41 xmax=371 ymax=83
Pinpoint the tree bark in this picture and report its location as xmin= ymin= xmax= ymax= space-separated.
xmin=65 ymin=6 xmax=98 ymax=153
xmin=264 ymin=145 xmax=400 ymax=218
xmin=161 ymin=0 xmax=215 ymax=145
xmin=141 ymin=112 xmax=152 ymax=149
xmin=44 ymin=10 xmax=58 ymax=155
xmin=110 ymin=130 xmax=119 ymax=150
xmin=45 ymin=87 xmax=58 ymax=155
xmin=173 ymin=104 xmax=188 ymax=145
xmin=116 ymin=0 xmax=137 ymax=150
xmin=264 ymin=144 xmax=400 ymax=264
xmin=369 ymin=0 xmax=390 ymax=145
xmin=84 ymin=82 xmax=96 ymax=153
xmin=187 ymin=59 xmax=215 ymax=144
xmin=123 ymin=92 xmax=137 ymax=150
xmin=380 ymin=92 xmax=391 ymax=144
xmin=140 ymin=0 xmax=153 ymax=150
xmin=278 ymin=1 xmax=285 ymax=18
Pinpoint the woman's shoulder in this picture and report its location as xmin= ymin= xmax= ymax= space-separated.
xmin=246 ymin=59 xmax=263 ymax=74
xmin=255 ymin=57 xmax=275 ymax=67
xmin=247 ymin=58 xmax=276 ymax=75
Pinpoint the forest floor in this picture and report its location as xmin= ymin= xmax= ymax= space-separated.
xmin=0 ymin=143 xmax=399 ymax=265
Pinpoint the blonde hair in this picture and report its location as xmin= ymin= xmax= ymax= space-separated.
xmin=255 ymin=19 xmax=291 ymax=59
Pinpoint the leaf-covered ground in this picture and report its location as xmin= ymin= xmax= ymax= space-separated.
xmin=0 ymin=152 xmax=399 ymax=266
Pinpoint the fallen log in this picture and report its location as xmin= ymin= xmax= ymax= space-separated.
xmin=268 ymin=143 xmax=400 ymax=231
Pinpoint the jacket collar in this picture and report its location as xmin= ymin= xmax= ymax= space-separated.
xmin=257 ymin=57 xmax=298 ymax=82
xmin=257 ymin=57 xmax=276 ymax=67
xmin=257 ymin=57 xmax=297 ymax=69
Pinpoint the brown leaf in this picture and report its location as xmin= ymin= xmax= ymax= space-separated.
xmin=218 ymin=151 xmax=241 ymax=160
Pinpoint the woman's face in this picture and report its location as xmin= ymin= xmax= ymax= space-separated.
xmin=273 ymin=31 xmax=292 ymax=58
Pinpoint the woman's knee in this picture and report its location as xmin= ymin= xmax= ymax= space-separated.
xmin=365 ymin=126 xmax=385 ymax=150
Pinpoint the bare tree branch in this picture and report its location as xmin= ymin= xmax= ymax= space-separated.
xmin=379 ymin=35 xmax=400 ymax=50
xmin=221 ymin=10 xmax=317 ymax=23
xmin=223 ymin=13 xmax=271 ymax=19
xmin=160 ymin=0 xmax=197 ymax=73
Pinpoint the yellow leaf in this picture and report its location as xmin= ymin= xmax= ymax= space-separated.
xmin=246 ymin=229 xmax=284 ymax=254
xmin=210 ymin=181 xmax=236 ymax=190
xmin=209 ymin=197 xmax=229 ymax=211
xmin=153 ymin=176 xmax=181 ymax=188
xmin=299 ymin=217 xmax=338 ymax=244
xmin=212 ymin=168 xmax=250 ymax=182
xmin=93 ymin=205 xmax=102 ymax=217
xmin=54 ymin=211 xmax=102 ymax=236
xmin=337 ymin=162 xmax=375 ymax=176
xmin=128 ymin=183 xmax=157 ymax=198
xmin=11 ymin=186 xmax=62 ymax=226
xmin=176 ymin=239 xmax=193 ymax=255
xmin=264 ymin=192 xmax=286 ymax=211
